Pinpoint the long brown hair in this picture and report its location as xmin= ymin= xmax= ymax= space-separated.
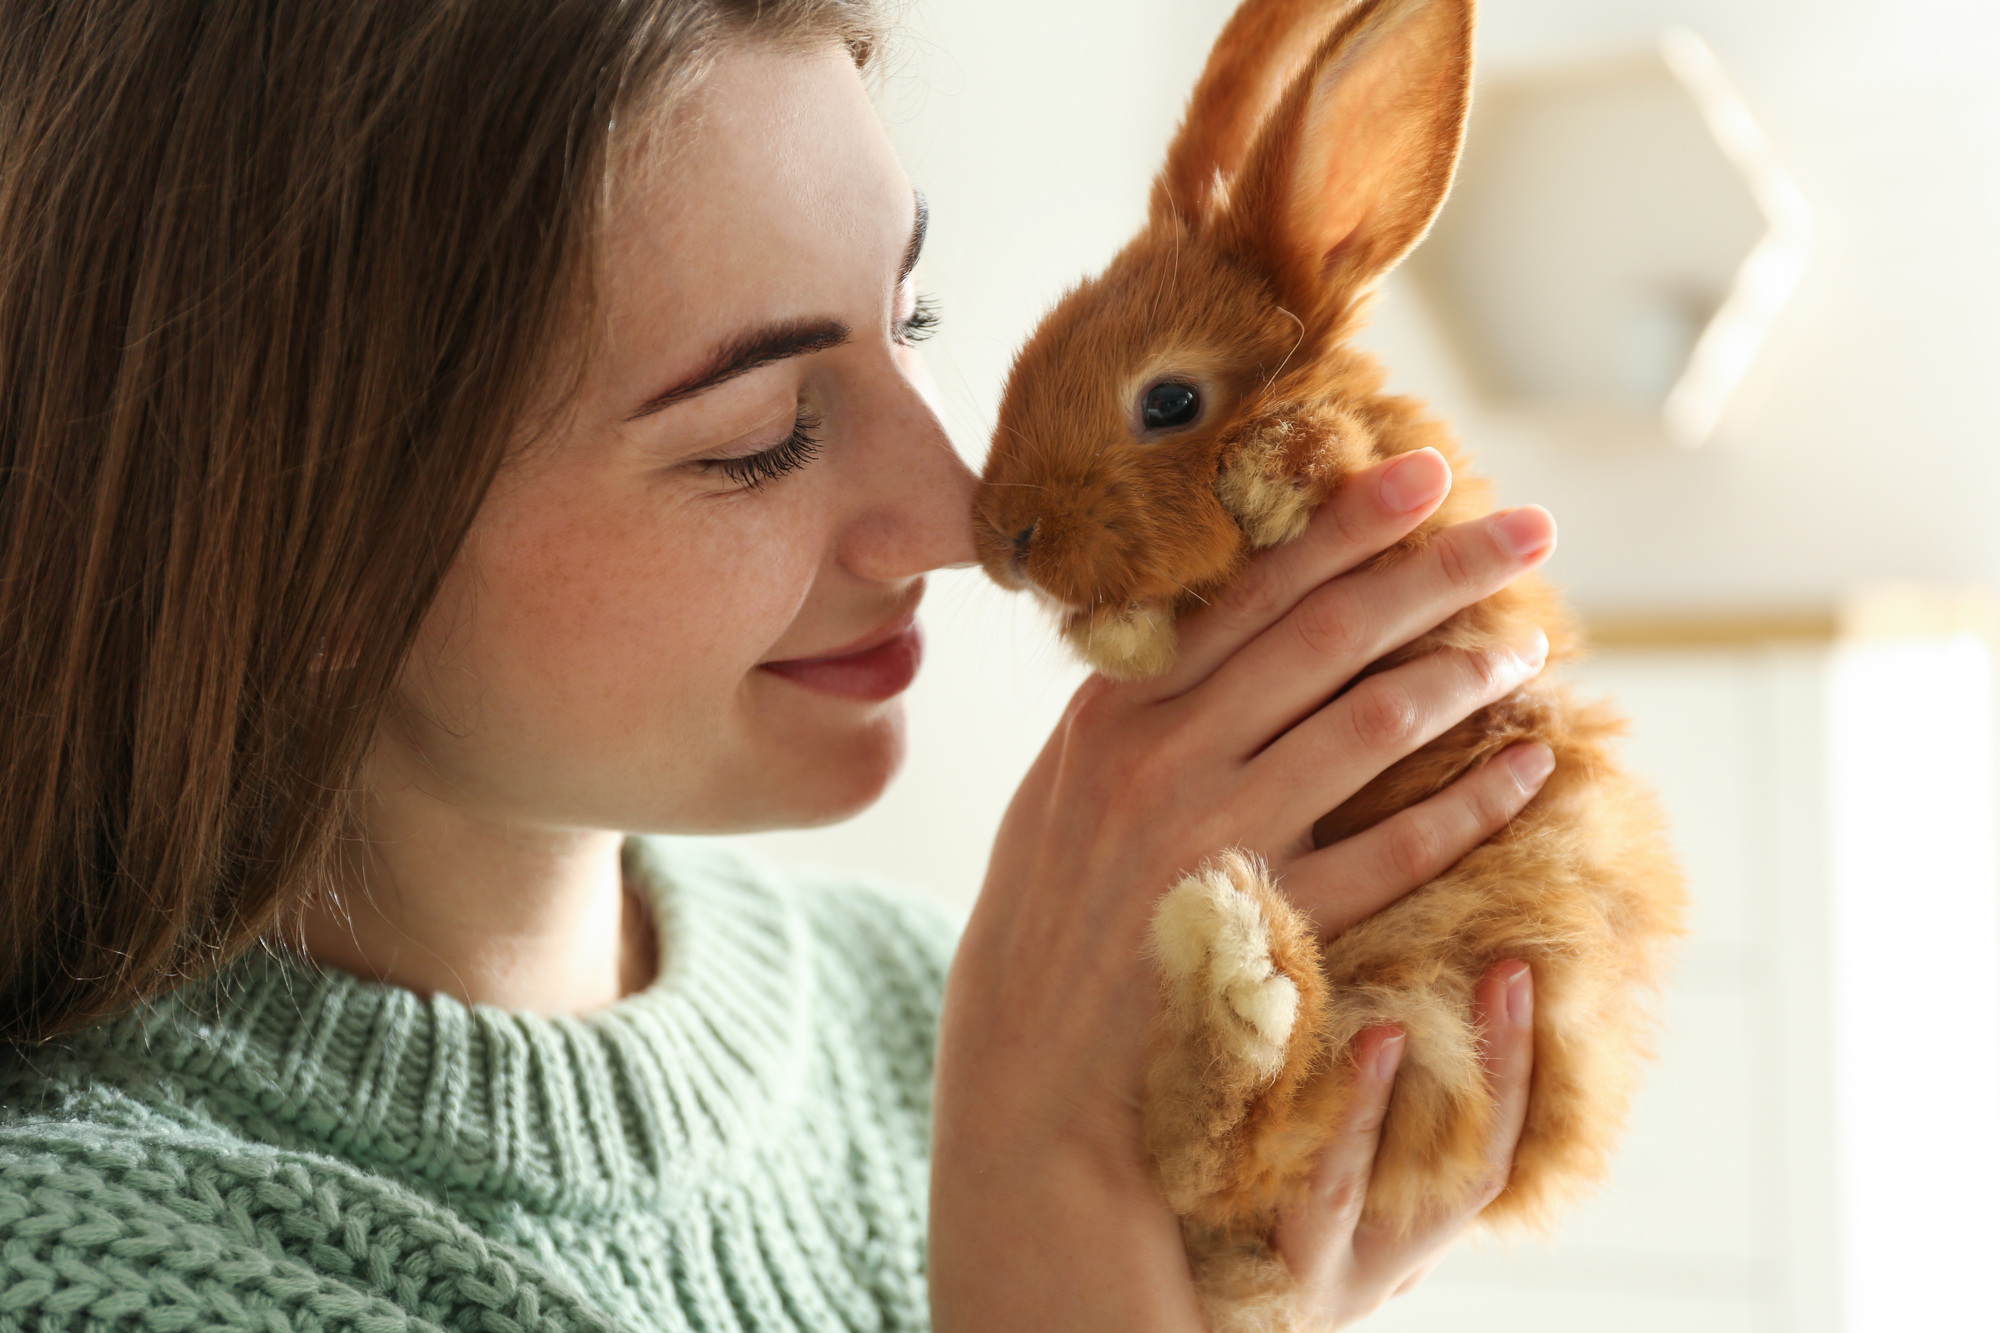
xmin=0 ymin=0 xmax=880 ymax=1044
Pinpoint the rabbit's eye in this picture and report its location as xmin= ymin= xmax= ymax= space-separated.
xmin=1140 ymin=381 xmax=1201 ymax=431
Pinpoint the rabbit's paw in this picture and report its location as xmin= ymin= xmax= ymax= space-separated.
xmin=1218 ymin=408 xmax=1368 ymax=549
xmin=1152 ymin=851 xmax=1300 ymax=1076
xmin=1063 ymin=600 xmax=1178 ymax=680
xmin=1218 ymin=420 xmax=1319 ymax=549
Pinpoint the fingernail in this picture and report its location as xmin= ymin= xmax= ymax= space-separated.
xmin=1517 ymin=628 xmax=1549 ymax=671
xmin=1505 ymin=742 xmax=1556 ymax=791
xmin=1504 ymin=964 xmax=1533 ymax=1030
xmin=1378 ymin=449 xmax=1450 ymax=513
xmin=1373 ymin=1031 xmax=1406 ymax=1082
xmin=1490 ymin=506 xmax=1555 ymax=558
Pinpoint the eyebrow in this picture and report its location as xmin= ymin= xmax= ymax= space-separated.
xmin=627 ymin=188 xmax=929 ymax=422
xmin=627 ymin=318 xmax=850 ymax=419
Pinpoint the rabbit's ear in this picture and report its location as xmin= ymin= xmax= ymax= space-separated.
xmin=1225 ymin=0 xmax=1472 ymax=325
xmin=1152 ymin=0 xmax=1351 ymax=227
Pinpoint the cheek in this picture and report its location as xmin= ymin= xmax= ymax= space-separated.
xmin=457 ymin=491 xmax=823 ymax=732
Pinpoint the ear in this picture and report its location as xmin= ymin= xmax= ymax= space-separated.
xmin=1151 ymin=0 xmax=1353 ymax=226
xmin=1225 ymin=0 xmax=1473 ymax=322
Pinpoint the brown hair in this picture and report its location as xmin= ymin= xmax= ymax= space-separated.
xmin=0 ymin=0 xmax=881 ymax=1044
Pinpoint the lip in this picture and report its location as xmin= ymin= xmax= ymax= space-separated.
xmin=759 ymin=609 xmax=924 ymax=703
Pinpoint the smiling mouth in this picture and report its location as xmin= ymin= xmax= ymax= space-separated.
xmin=760 ymin=622 xmax=923 ymax=703
xmin=758 ymin=591 xmax=926 ymax=704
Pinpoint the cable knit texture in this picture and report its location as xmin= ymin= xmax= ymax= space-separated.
xmin=0 ymin=837 xmax=959 ymax=1333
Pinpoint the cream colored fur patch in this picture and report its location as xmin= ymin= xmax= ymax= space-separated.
xmin=1153 ymin=859 xmax=1299 ymax=1077
xmin=1064 ymin=601 xmax=1178 ymax=680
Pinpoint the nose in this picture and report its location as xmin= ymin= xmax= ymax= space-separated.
xmin=1011 ymin=521 xmax=1037 ymax=561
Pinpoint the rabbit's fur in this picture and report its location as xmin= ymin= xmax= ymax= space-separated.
xmin=972 ymin=0 xmax=1686 ymax=1327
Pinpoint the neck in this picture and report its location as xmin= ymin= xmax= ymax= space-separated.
xmin=291 ymin=751 xmax=659 ymax=1015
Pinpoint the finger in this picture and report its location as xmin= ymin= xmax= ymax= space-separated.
xmin=1191 ymin=505 xmax=1556 ymax=746
xmin=1242 ymin=630 xmax=1546 ymax=846
xmin=1469 ymin=959 xmax=1535 ymax=1211
xmin=1278 ymin=741 xmax=1555 ymax=937
xmin=1148 ymin=449 xmax=1454 ymax=698
xmin=1272 ymin=1024 xmax=1406 ymax=1295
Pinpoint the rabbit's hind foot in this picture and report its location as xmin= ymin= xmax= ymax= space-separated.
xmin=1152 ymin=853 xmax=1302 ymax=1075
xmin=1146 ymin=849 xmax=1332 ymax=1212
xmin=1147 ymin=855 xmax=1329 ymax=1330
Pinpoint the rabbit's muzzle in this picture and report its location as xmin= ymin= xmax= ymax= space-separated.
xmin=977 ymin=495 xmax=1147 ymax=610
xmin=973 ymin=484 xmax=1212 ymax=681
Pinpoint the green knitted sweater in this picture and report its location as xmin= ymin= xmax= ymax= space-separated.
xmin=0 ymin=837 xmax=959 ymax=1333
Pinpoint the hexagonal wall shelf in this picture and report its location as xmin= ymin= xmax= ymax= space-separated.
xmin=1409 ymin=30 xmax=1812 ymax=447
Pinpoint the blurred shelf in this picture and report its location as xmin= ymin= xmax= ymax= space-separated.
xmin=1582 ymin=582 xmax=2000 ymax=649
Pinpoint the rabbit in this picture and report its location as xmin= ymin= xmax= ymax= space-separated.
xmin=970 ymin=0 xmax=1687 ymax=1327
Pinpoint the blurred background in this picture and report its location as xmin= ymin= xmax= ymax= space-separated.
xmin=732 ymin=0 xmax=2000 ymax=1327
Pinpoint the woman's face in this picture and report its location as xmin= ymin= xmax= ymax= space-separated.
xmin=385 ymin=43 xmax=976 ymax=836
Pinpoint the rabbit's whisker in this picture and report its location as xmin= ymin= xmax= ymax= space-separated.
xmin=1258 ymin=305 xmax=1308 ymax=401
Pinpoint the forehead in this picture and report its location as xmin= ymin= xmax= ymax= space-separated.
xmin=602 ymin=45 xmax=908 ymax=336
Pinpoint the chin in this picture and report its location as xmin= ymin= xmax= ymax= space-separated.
xmin=736 ymin=698 xmax=909 ymax=832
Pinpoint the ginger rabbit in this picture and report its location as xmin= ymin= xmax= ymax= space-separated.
xmin=972 ymin=0 xmax=1686 ymax=1328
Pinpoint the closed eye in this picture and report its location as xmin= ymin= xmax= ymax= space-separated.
xmin=697 ymin=408 xmax=824 ymax=491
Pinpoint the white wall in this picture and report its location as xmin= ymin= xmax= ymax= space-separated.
xmin=1403 ymin=0 xmax=2000 ymax=612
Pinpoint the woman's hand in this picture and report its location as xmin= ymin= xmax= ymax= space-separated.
xmin=929 ymin=447 xmax=1554 ymax=1331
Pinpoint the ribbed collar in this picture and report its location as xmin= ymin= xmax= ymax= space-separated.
xmin=63 ymin=838 xmax=817 ymax=1217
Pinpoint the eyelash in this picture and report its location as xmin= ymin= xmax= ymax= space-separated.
xmin=696 ymin=295 xmax=936 ymax=492
xmin=897 ymin=293 xmax=941 ymax=345
xmin=710 ymin=409 xmax=823 ymax=491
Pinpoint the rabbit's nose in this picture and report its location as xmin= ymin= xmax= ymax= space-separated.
xmin=1011 ymin=521 xmax=1038 ymax=560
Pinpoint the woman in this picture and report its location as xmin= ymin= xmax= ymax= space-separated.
xmin=0 ymin=1 xmax=1557 ymax=1329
